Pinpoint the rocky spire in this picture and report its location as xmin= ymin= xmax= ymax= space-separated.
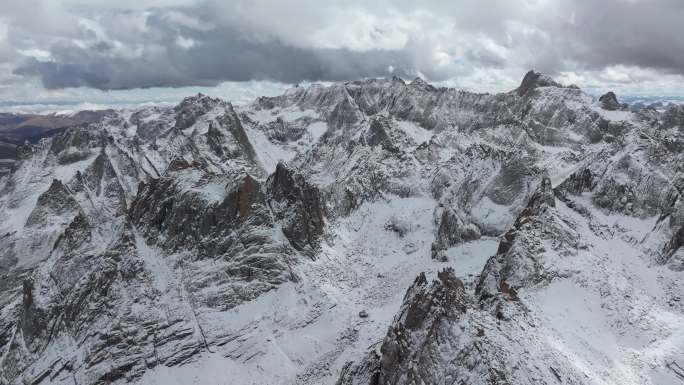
xmin=390 ymin=75 xmax=406 ymax=85
xmin=516 ymin=70 xmax=564 ymax=96
xmin=173 ymin=93 xmax=224 ymax=130
xmin=598 ymin=91 xmax=628 ymax=111
xmin=409 ymin=76 xmax=435 ymax=91
xmin=338 ymin=269 xmax=467 ymax=385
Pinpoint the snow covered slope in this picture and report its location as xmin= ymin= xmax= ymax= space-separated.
xmin=0 ymin=71 xmax=682 ymax=385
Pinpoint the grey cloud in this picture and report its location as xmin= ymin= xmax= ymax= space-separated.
xmin=14 ymin=6 xmax=431 ymax=90
xmin=534 ymin=0 xmax=684 ymax=75
xmin=5 ymin=0 xmax=684 ymax=91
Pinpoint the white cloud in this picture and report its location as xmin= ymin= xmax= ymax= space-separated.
xmin=175 ymin=35 xmax=196 ymax=49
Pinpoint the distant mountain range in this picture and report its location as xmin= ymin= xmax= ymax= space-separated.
xmin=620 ymin=95 xmax=684 ymax=112
xmin=0 ymin=111 xmax=111 ymax=174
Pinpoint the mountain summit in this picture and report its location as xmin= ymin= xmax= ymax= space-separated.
xmin=515 ymin=70 xmax=568 ymax=96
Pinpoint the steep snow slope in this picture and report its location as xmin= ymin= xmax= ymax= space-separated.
xmin=0 ymin=71 xmax=682 ymax=385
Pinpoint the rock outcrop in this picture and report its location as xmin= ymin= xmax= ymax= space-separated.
xmin=267 ymin=162 xmax=326 ymax=253
xmin=599 ymin=91 xmax=628 ymax=111
xmin=516 ymin=70 xmax=565 ymax=96
xmin=476 ymin=176 xmax=565 ymax=301
xmin=338 ymin=269 xmax=467 ymax=385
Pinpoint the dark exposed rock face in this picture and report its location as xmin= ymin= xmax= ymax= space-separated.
xmin=599 ymin=91 xmax=618 ymax=110
xmin=19 ymin=277 xmax=49 ymax=353
xmin=2 ymin=224 xmax=209 ymax=385
xmin=662 ymin=104 xmax=684 ymax=129
xmin=554 ymin=168 xmax=595 ymax=198
xmin=165 ymin=157 xmax=194 ymax=172
xmin=128 ymin=168 xmax=269 ymax=257
xmin=476 ymin=176 xmax=563 ymax=300
xmin=266 ymin=117 xmax=308 ymax=142
xmin=25 ymin=179 xmax=82 ymax=227
xmin=174 ymin=93 xmax=223 ymax=131
xmin=126 ymin=162 xmax=326 ymax=307
xmin=599 ymin=91 xmax=628 ymax=111
xmin=48 ymin=126 xmax=106 ymax=158
xmin=431 ymin=208 xmax=480 ymax=260
xmin=336 ymin=261 xmax=588 ymax=385
xmin=528 ymin=176 xmax=556 ymax=210
xmin=168 ymin=93 xmax=260 ymax=172
xmin=1 ymin=163 xmax=327 ymax=384
xmin=376 ymin=269 xmax=466 ymax=384
xmin=409 ymin=77 xmax=435 ymax=92
xmin=338 ymin=269 xmax=466 ymax=385
xmin=365 ymin=118 xmax=399 ymax=153
xmin=516 ymin=70 xmax=564 ymax=96
xmin=215 ymin=103 xmax=259 ymax=164
xmin=69 ymin=152 xmax=129 ymax=215
xmin=267 ymin=162 xmax=326 ymax=253
xmin=327 ymin=87 xmax=365 ymax=130
xmin=206 ymin=122 xmax=226 ymax=157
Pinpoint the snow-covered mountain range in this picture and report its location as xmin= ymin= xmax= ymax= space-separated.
xmin=1 ymin=71 xmax=683 ymax=385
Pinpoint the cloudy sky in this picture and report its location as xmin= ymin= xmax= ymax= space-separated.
xmin=1 ymin=0 xmax=683 ymax=109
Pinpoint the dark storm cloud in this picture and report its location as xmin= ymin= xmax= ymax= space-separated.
xmin=14 ymin=37 xmax=416 ymax=90
xmin=535 ymin=0 xmax=684 ymax=74
xmin=12 ymin=6 xmax=426 ymax=90
xmin=4 ymin=0 xmax=684 ymax=91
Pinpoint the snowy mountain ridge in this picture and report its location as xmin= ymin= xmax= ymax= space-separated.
xmin=0 ymin=71 xmax=683 ymax=385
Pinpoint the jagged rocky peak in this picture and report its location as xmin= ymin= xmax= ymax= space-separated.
xmin=663 ymin=103 xmax=684 ymax=129
xmin=598 ymin=91 xmax=628 ymax=111
xmin=54 ymin=211 xmax=92 ymax=252
xmin=165 ymin=156 xmax=201 ymax=173
xmin=365 ymin=117 xmax=396 ymax=151
xmin=176 ymin=92 xmax=224 ymax=110
xmin=476 ymin=175 xmax=561 ymax=300
xmin=662 ymin=225 xmax=684 ymax=270
xmin=515 ymin=69 xmax=565 ymax=96
xmin=25 ymin=178 xmax=81 ymax=227
xmin=48 ymin=125 xmax=107 ymax=163
xmin=129 ymin=169 xmax=246 ymax=255
xmin=267 ymin=162 xmax=326 ymax=253
xmin=174 ymin=92 xmax=227 ymax=130
xmin=390 ymin=269 xmax=466 ymax=332
xmin=554 ymin=168 xmax=595 ymax=198
xmin=378 ymin=269 xmax=466 ymax=382
xmin=431 ymin=209 xmax=481 ymax=261
xmin=338 ymin=268 xmax=467 ymax=385
xmin=409 ymin=76 xmax=435 ymax=91
xmin=525 ymin=174 xmax=556 ymax=211
xmin=390 ymin=75 xmax=406 ymax=85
